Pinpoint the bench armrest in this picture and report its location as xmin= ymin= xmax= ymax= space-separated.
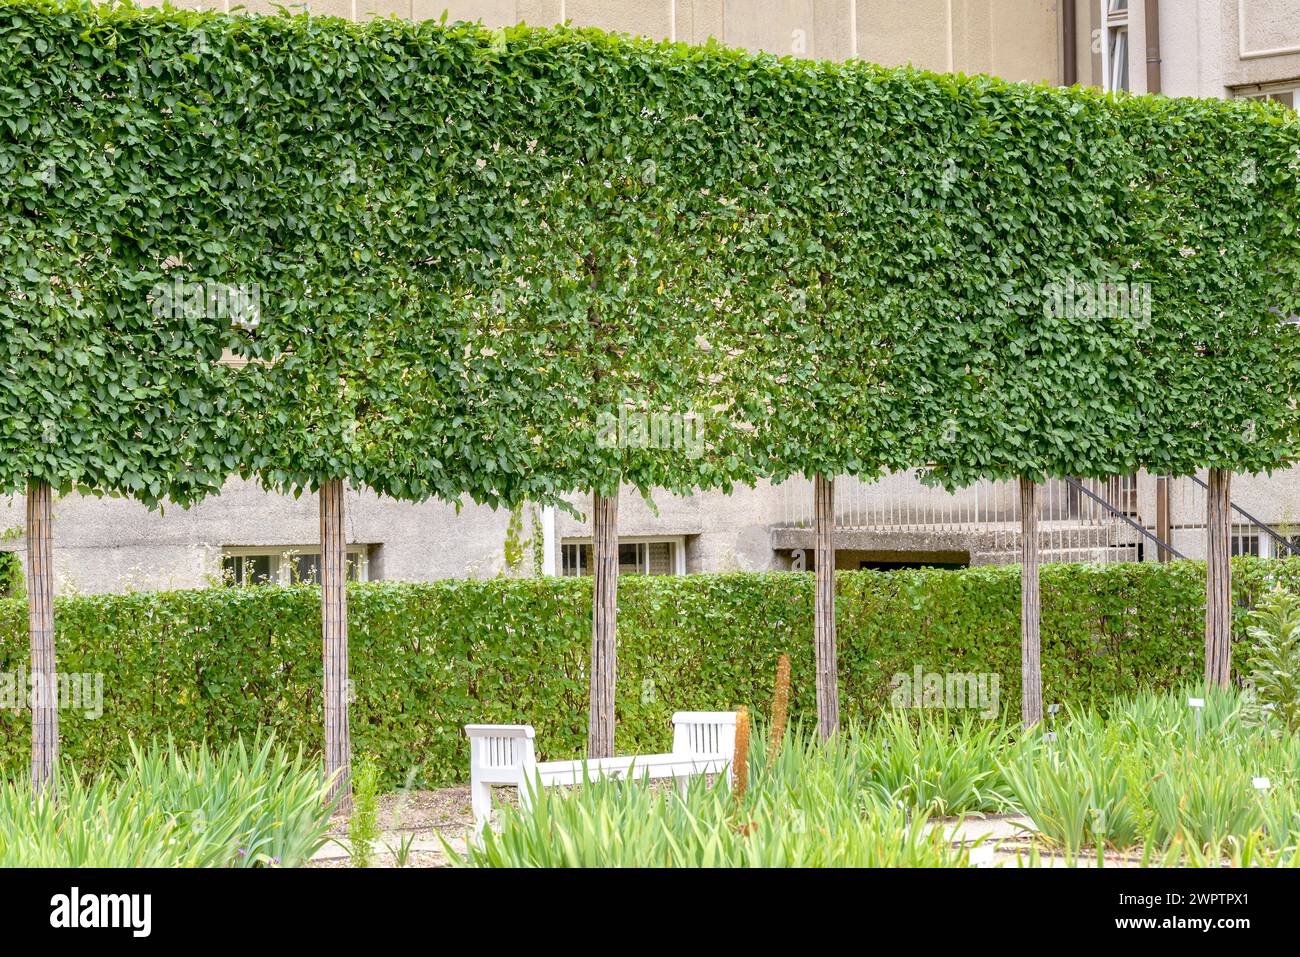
xmin=465 ymin=724 xmax=535 ymax=739
xmin=465 ymin=724 xmax=538 ymax=783
xmin=671 ymin=711 xmax=738 ymax=761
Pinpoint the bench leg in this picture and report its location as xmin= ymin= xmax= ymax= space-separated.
xmin=470 ymin=777 xmax=492 ymax=835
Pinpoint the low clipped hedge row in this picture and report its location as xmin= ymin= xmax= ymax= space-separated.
xmin=1 ymin=557 xmax=1294 ymax=786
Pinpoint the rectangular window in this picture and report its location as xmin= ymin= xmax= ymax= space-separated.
xmin=222 ymin=553 xmax=273 ymax=586
xmin=222 ymin=547 xmax=369 ymax=586
xmin=561 ymin=542 xmax=586 ymax=577
xmin=561 ymin=539 xmax=682 ymax=576
xmin=645 ymin=541 xmax=674 ymax=575
xmin=1101 ymin=0 xmax=1129 ymax=92
xmin=618 ymin=543 xmax=643 ymax=575
xmin=288 ymin=552 xmax=366 ymax=585
xmin=1236 ymin=84 xmax=1298 ymax=110
xmin=1231 ymin=534 xmax=1260 ymax=558
xmin=1108 ymin=29 xmax=1128 ymax=92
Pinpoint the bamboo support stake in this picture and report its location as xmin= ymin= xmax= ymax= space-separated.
xmin=321 ymin=478 xmax=352 ymax=811
xmin=1020 ymin=477 xmax=1043 ymax=728
xmin=813 ymin=474 xmax=839 ymax=739
xmin=26 ymin=479 xmax=57 ymax=795
xmin=588 ymin=490 xmax=618 ymax=759
xmin=1205 ymin=467 xmax=1232 ymax=687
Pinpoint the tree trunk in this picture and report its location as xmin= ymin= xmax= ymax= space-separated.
xmin=26 ymin=479 xmax=57 ymax=795
xmin=588 ymin=490 xmax=618 ymax=758
xmin=1155 ymin=475 xmax=1171 ymax=562
xmin=1019 ymin=476 xmax=1043 ymax=728
xmin=813 ymin=474 xmax=839 ymax=739
xmin=320 ymin=478 xmax=352 ymax=811
xmin=1205 ymin=467 xmax=1232 ymax=687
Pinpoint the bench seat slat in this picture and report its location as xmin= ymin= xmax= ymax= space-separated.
xmin=535 ymin=753 xmax=728 ymax=785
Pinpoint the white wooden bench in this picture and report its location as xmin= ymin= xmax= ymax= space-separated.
xmin=465 ymin=711 xmax=737 ymax=833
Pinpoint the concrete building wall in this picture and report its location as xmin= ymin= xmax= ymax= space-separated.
xmin=554 ymin=480 xmax=790 ymax=574
xmin=142 ymin=2 xmax=1300 ymax=95
xmin=146 ymin=0 xmax=1063 ymax=80
xmin=1108 ymin=0 xmax=1300 ymax=97
xmin=0 ymin=480 xmax=519 ymax=594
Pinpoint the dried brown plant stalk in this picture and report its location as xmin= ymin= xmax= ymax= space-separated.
xmin=768 ymin=653 xmax=791 ymax=763
xmin=732 ymin=705 xmax=750 ymax=801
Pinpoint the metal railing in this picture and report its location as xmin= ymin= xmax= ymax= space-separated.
xmin=774 ymin=472 xmax=1143 ymax=565
xmin=773 ymin=470 xmax=1298 ymax=568
xmin=1166 ymin=473 xmax=1299 ymax=560
xmin=1062 ymin=477 xmax=1185 ymax=560
xmin=1181 ymin=473 xmax=1297 ymax=557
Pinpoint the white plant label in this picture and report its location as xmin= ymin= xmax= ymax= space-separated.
xmin=1253 ymin=776 xmax=1271 ymax=791
xmin=1188 ymin=698 xmax=1205 ymax=708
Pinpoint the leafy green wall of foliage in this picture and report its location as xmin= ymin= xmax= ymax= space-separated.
xmin=1 ymin=558 xmax=1294 ymax=786
xmin=0 ymin=553 xmax=20 ymax=598
xmin=1 ymin=3 xmax=1296 ymax=510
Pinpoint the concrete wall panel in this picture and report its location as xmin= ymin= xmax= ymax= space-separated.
xmin=857 ymin=0 xmax=951 ymax=72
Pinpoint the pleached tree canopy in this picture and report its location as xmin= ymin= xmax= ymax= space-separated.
xmin=2 ymin=5 xmax=1297 ymax=505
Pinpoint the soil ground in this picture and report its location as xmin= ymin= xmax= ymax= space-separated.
xmin=311 ymin=785 xmax=481 ymax=868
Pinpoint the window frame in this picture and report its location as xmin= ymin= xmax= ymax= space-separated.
xmin=1100 ymin=0 xmax=1130 ymax=92
xmin=1234 ymin=81 xmax=1298 ymax=110
xmin=1230 ymin=533 xmax=1261 ymax=558
xmin=560 ymin=535 xmax=687 ymax=577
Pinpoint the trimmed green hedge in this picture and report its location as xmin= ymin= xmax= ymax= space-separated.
xmin=1 ymin=558 xmax=1295 ymax=786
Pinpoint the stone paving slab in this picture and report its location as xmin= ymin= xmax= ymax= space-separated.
xmin=310 ymin=831 xmax=467 ymax=867
xmin=928 ymin=813 xmax=1148 ymax=868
